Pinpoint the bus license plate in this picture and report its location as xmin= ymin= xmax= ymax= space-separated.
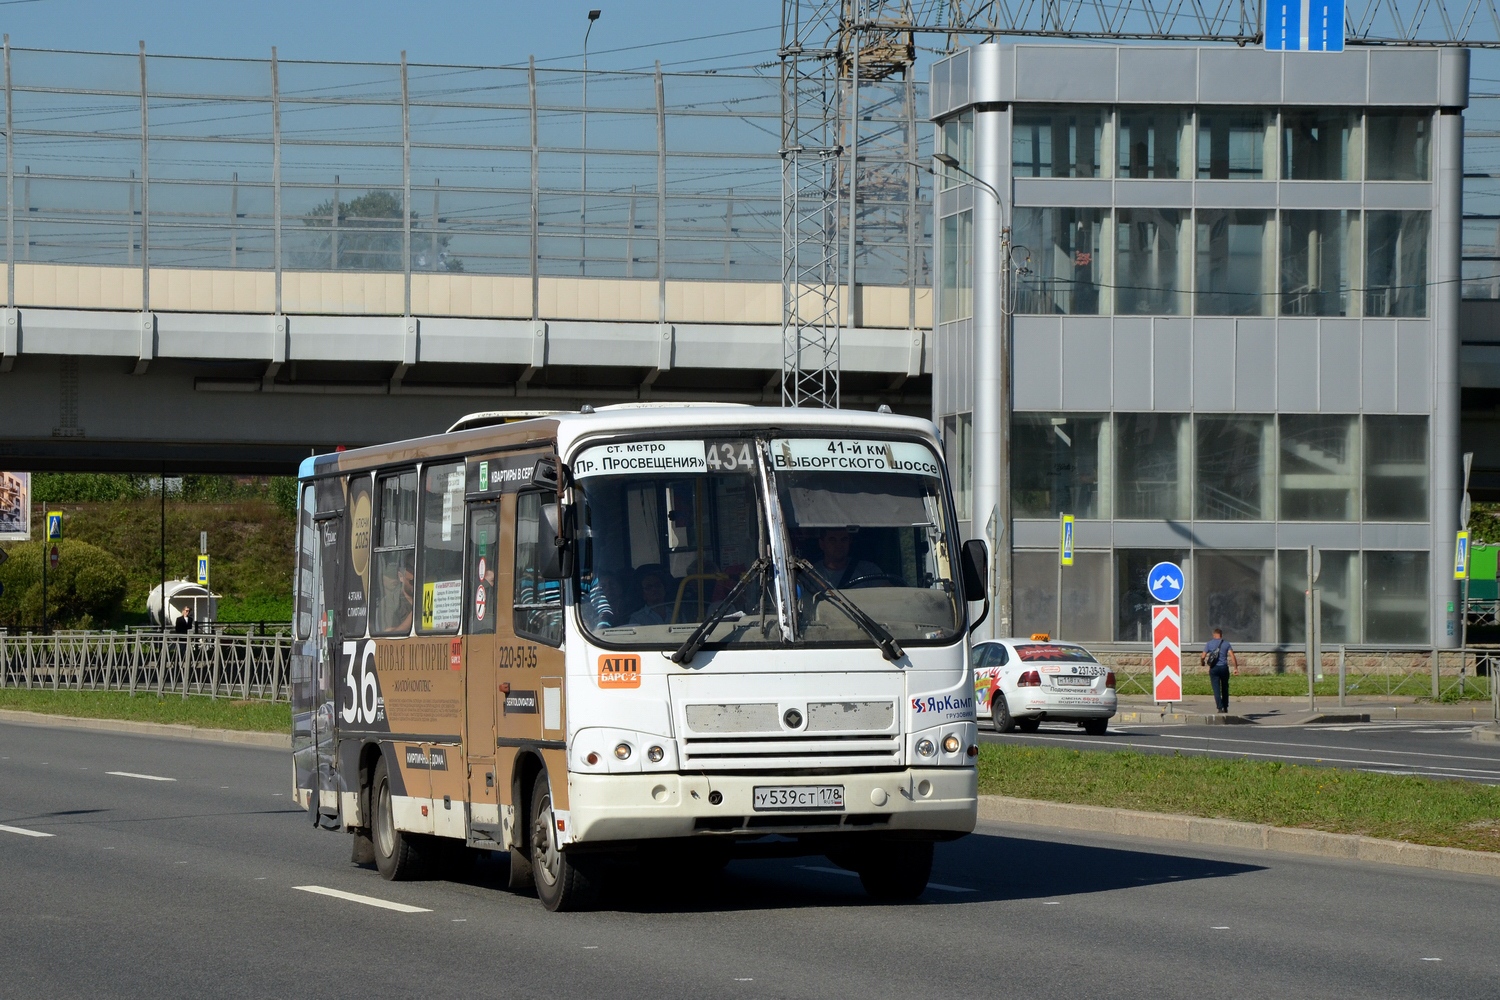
xmin=752 ymin=785 xmax=845 ymax=811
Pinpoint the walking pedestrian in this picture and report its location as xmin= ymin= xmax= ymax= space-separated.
xmin=1200 ymin=627 xmax=1239 ymax=714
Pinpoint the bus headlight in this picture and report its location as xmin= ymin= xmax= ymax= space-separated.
xmin=647 ymin=745 xmax=664 ymax=763
xmin=614 ymin=743 xmax=632 ymax=761
xmin=942 ymin=734 xmax=961 ymax=754
xmin=916 ymin=738 xmax=936 ymax=758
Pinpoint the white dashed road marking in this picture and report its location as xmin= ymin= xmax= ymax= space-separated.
xmin=293 ymin=885 xmax=431 ymax=913
xmin=106 ymin=771 xmax=175 ymax=782
xmin=0 ymin=823 xmax=54 ymax=838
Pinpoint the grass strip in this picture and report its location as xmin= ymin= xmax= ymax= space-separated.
xmin=1117 ymin=672 xmax=1493 ymax=701
xmin=976 ymin=742 xmax=1500 ymax=854
xmin=0 ymin=689 xmax=290 ymax=733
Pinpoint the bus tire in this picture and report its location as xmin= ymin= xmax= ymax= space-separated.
xmin=529 ymin=771 xmax=599 ymax=912
xmin=991 ymin=694 xmax=1017 ymax=733
xmin=856 ymin=840 xmax=933 ymax=902
xmin=372 ymin=757 xmax=427 ymax=881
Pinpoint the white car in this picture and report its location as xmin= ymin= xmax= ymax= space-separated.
xmin=970 ymin=637 xmax=1117 ymax=735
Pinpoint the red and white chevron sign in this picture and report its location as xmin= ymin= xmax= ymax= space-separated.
xmin=1152 ymin=604 xmax=1182 ymax=703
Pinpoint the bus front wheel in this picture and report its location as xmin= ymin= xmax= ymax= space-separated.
xmin=529 ymin=771 xmax=599 ymax=911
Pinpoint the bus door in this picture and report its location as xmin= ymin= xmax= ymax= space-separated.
xmin=463 ymin=501 xmax=502 ymax=842
xmin=310 ymin=502 xmax=344 ymax=825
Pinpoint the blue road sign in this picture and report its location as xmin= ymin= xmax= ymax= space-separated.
xmin=46 ymin=511 xmax=62 ymax=540
xmin=1265 ymin=0 xmax=1344 ymax=52
xmin=1147 ymin=561 xmax=1185 ymax=603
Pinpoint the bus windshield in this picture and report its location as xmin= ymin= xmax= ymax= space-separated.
xmin=572 ymin=434 xmax=963 ymax=650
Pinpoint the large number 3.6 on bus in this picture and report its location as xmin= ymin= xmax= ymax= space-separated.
xmin=290 ymin=404 xmax=988 ymax=911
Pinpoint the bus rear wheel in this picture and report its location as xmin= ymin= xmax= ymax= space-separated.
xmin=372 ymin=756 xmax=427 ymax=881
xmin=529 ymin=771 xmax=599 ymax=912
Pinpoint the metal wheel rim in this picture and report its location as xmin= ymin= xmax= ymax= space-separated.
xmin=532 ymin=790 xmax=561 ymax=887
xmin=375 ymin=779 xmax=395 ymax=858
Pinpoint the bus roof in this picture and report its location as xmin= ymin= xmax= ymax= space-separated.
xmin=301 ymin=406 xmax=940 ymax=480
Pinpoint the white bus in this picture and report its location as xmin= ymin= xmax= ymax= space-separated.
xmin=291 ymin=404 xmax=987 ymax=910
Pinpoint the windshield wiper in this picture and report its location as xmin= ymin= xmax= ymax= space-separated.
xmin=670 ymin=557 xmax=770 ymax=665
xmin=793 ymin=558 xmax=905 ymax=662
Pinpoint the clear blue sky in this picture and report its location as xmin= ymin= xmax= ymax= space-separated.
xmin=0 ymin=0 xmax=781 ymax=70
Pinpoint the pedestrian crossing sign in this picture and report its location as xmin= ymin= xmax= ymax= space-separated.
xmin=197 ymin=554 xmax=210 ymax=587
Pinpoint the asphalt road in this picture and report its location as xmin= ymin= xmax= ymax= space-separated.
xmin=983 ymin=719 xmax=1500 ymax=784
xmin=3 ymin=721 xmax=1498 ymax=1000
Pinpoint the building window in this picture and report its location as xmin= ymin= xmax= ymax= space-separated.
xmin=1116 ymin=548 xmax=1189 ymax=641
xmin=1364 ymin=415 xmax=1428 ymax=521
xmin=1366 ymin=112 xmax=1430 ymax=181
xmin=514 ymin=491 xmax=564 ymax=646
xmin=938 ymin=113 xmax=973 ymax=190
xmin=1015 ymin=550 xmax=1112 ymax=642
xmin=1280 ymin=210 xmax=1356 ymax=317
xmin=1279 ymin=549 xmax=1358 ymax=645
xmin=1012 ymin=105 xmax=1103 ymax=178
xmin=1117 ymin=108 xmax=1188 ymax=179
xmin=942 ymin=412 xmax=972 ymax=521
xmin=1194 ymin=550 xmax=1274 ymax=644
xmin=1013 ymin=207 xmax=1104 ymax=315
xmin=1012 ymin=413 xmax=1107 ymax=519
xmin=938 ymin=210 xmax=973 ymax=322
xmin=1365 ymin=211 xmax=1429 ymax=318
xmin=1196 ymin=416 xmax=1274 ymax=520
xmin=1195 ymin=209 xmax=1273 ymax=316
xmin=416 ymin=461 xmax=465 ymax=634
xmin=371 ymin=469 xmax=418 ymax=637
xmin=1279 ymin=415 xmax=1359 ymax=521
xmin=1364 ymin=551 xmax=1429 ymax=644
xmin=1282 ymin=110 xmax=1359 ymax=180
xmin=1196 ymin=108 xmax=1273 ymax=179
xmin=1115 ymin=413 xmax=1189 ymax=519
xmin=1115 ymin=208 xmax=1189 ymax=315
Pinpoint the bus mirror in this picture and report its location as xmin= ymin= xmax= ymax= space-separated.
xmin=539 ymin=502 xmax=574 ymax=580
xmin=533 ymin=457 xmax=561 ymax=490
xmin=960 ymin=539 xmax=988 ymax=599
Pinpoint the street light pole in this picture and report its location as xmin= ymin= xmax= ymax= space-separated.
xmin=934 ymin=146 xmax=1012 ymax=639
xmin=580 ymin=9 xmax=600 ymax=276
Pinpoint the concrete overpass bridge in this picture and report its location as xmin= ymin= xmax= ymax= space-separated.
xmin=0 ymin=272 xmax=931 ymax=472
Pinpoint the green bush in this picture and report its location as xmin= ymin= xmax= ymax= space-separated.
xmin=0 ymin=538 xmax=128 ymax=628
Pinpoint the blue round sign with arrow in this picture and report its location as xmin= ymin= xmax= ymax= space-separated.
xmin=1146 ymin=561 xmax=1185 ymax=603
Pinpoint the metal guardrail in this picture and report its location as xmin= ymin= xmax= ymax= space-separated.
xmin=1089 ymin=643 xmax=1497 ymax=703
xmin=0 ymin=631 xmax=290 ymax=701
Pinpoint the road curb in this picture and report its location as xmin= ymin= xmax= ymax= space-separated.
xmin=978 ymin=794 xmax=1500 ymax=880
xmin=1473 ymin=724 xmax=1500 ymax=744
xmin=0 ymin=708 xmax=290 ymax=749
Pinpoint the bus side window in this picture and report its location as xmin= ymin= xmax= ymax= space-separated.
xmin=295 ymin=483 xmax=316 ymax=640
xmin=371 ymin=469 xmax=418 ymax=637
xmin=514 ymin=491 xmax=563 ymax=646
xmin=466 ymin=505 xmax=498 ymax=636
xmin=417 ymin=461 xmax=466 ymax=635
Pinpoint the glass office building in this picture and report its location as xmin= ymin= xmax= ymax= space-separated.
xmin=931 ymin=44 xmax=1467 ymax=648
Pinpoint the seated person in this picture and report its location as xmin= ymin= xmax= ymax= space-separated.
xmin=804 ymin=526 xmax=886 ymax=590
xmin=583 ymin=569 xmax=627 ymax=629
xmin=627 ymin=564 xmax=676 ymax=626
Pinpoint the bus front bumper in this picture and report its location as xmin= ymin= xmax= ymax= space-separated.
xmin=565 ymin=767 xmax=977 ymax=844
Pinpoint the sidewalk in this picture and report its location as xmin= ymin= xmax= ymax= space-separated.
xmin=1115 ymin=694 xmax=1497 ymax=726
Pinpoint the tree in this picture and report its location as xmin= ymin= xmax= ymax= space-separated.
xmin=300 ymin=190 xmax=462 ymax=272
xmin=0 ymin=538 xmax=128 ymax=629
